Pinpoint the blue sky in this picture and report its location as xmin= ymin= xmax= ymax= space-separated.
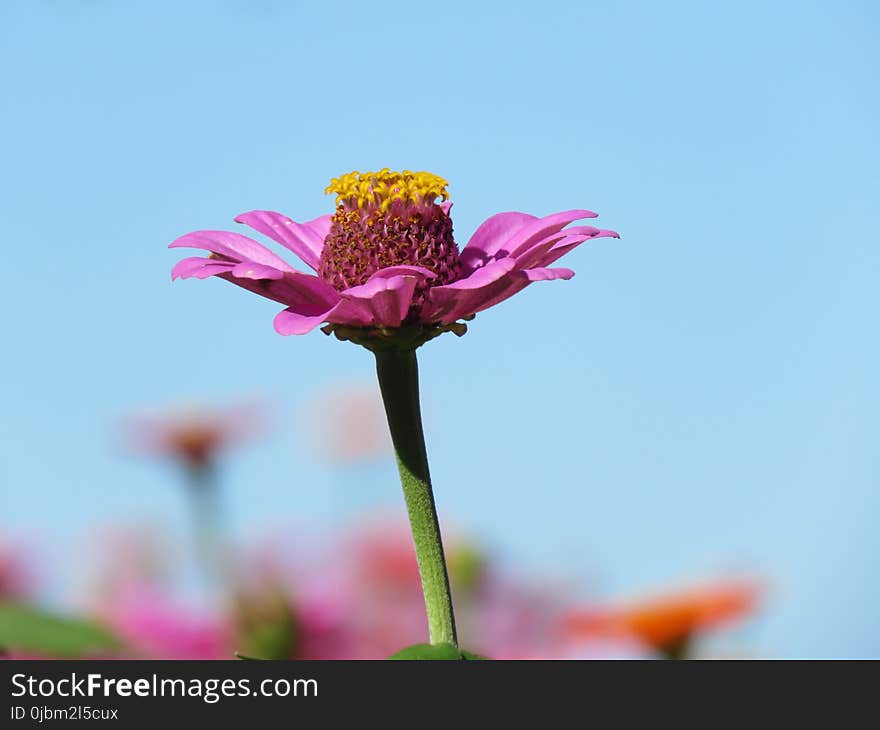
xmin=1 ymin=1 xmax=877 ymax=656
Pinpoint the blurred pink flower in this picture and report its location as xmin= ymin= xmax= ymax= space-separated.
xmin=304 ymin=382 xmax=390 ymax=465
xmin=100 ymin=589 xmax=231 ymax=659
xmin=77 ymin=518 xmax=625 ymax=660
xmin=123 ymin=401 xmax=265 ymax=470
xmin=170 ymin=170 xmax=617 ymax=343
xmin=0 ymin=543 xmax=35 ymax=601
xmin=85 ymin=524 xmax=172 ymax=602
xmin=290 ymin=520 xmax=576 ymax=659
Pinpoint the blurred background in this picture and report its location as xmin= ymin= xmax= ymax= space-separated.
xmin=1 ymin=0 xmax=877 ymax=658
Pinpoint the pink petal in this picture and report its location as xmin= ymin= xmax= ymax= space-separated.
xmin=453 ymin=276 xmax=531 ymax=320
xmin=440 ymin=257 xmax=518 ymax=291
xmin=324 ymin=298 xmax=376 ymax=328
xmin=459 ymin=210 xmax=598 ymax=275
xmin=235 ymin=211 xmax=331 ymax=271
xmin=341 ymin=275 xmax=420 ymax=328
xmin=171 ymin=256 xmax=236 ymax=281
xmin=502 ymin=210 xmax=599 ymax=260
xmin=274 ymin=305 xmax=339 ymax=336
xmin=522 ymin=267 xmax=575 ymax=281
xmin=431 ymin=267 xmax=574 ymax=323
xmin=560 ymin=225 xmax=605 ymax=237
xmin=217 ymin=269 xmax=339 ymax=309
xmin=231 ymin=262 xmax=285 ymax=280
xmin=460 ymin=267 xmax=576 ymax=316
xmin=510 ymin=232 xmax=572 ymax=270
xmin=422 ymin=258 xmax=580 ymax=324
xmin=422 ymin=258 xmax=518 ymax=323
xmin=459 ymin=212 xmax=538 ymax=273
xmin=273 ymin=294 xmax=377 ymax=335
xmin=533 ymin=229 xmax=620 ymax=268
xmin=170 ymin=230 xmax=296 ymax=272
xmin=366 ymin=265 xmax=437 ymax=282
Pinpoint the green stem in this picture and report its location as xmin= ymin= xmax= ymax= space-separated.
xmin=374 ymin=348 xmax=458 ymax=647
xmin=186 ymin=462 xmax=233 ymax=592
xmin=660 ymin=633 xmax=693 ymax=660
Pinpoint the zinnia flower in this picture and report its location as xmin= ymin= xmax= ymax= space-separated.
xmin=170 ymin=169 xmax=617 ymax=346
xmin=562 ymin=579 xmax=762 ymax=658
xmin=170 ymin=169 xmax=618 ymax=656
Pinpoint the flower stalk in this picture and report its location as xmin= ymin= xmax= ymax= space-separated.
xmin=186 ymin=463 xmax=233 ymax=592
xmin=374 ymin=348 xmax=457 ymax=647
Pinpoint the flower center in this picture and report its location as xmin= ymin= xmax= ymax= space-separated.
xmin=318 ymin=170 xmax=461 ymax=312
xmin=325 ymin=168 xmax=450 ymax=212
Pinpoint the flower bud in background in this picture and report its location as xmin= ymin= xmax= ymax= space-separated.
xmin=230 ymin=569 xmax=300 ymax=660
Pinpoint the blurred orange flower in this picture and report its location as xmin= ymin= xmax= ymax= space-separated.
xmin=562 ymin=578 xmax=762 ymax=657
xmin=123 ymin=401 xmax=265 ymax=470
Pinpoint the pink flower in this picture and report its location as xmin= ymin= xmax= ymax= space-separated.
xmin=123 ymin=401 xmax=264 ymax=470
xmin=170 ymin=169 xmax=617 ymax=344
xmin=291 ymin=520 xmax=580 ymax=659
xmin=100 ymin=590 xmax=231 ymax=659
xmin=303 ymin=381 xmax=390 ymax=465
xmin=0 ymin=543 xmax=35 ymax=601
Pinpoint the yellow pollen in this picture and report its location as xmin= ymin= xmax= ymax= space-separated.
xmin=325 ymin=168 xmax=449 ymax=212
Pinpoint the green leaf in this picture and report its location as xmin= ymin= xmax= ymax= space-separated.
xmin=388 ymin=643 xmax=489 ymax=660
xmin=0 ymin=601 xmax=123 ymax=657
xmin=460 ymin=649 xmax=489 ymax=660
